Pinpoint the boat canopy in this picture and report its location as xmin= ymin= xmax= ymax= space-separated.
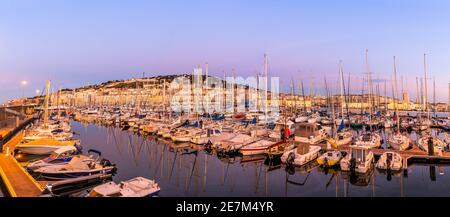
xmin=20 ymin=138 xmax=77 ymax=146
xmin=53 ymin=146 xmax=78 ymax=155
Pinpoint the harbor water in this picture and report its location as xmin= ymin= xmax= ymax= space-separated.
xmin=57 ymin=120 xmax=450 ymax=197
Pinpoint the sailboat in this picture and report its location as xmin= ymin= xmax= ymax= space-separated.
xmin=417 ymin=134 xmax=446 ymax=154
xmin=331 ymin=61 xmax=353 ymax=147
xmin=354 ymin=50 xmax=382 ymax=149
xmin=376 ymin=151 xmax=404 ymax=172
xmin=388 ymin=56 xmax=410 ymax=151
xmin=340 ymin=145 xmax=374 ymax=173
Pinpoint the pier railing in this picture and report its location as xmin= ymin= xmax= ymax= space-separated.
xmin=0 ymin=116 xmax=36 ymax=153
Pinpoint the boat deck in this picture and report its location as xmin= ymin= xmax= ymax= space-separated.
xmin=327 ymin=142 xmax=450 ymax=167
xmin=0 ymin=154 xmax=43 ymax=197
xmin=0 ymin=131 xmax=43 ymax=197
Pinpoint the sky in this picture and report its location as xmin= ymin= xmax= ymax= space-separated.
xmin=0 ymin=0 xmax=449 ymax=103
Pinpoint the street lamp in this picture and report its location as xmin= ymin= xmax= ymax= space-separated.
xmin=35 ymin=89 xmax=40 ymax=95
xmin=21 ymin=80 xmax=28 ymax=98
xmin=20 ymin=80 xmax=28 ymax=115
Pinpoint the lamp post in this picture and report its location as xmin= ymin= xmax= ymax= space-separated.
xmin=20 ymin=80 xmax=28 ymax=115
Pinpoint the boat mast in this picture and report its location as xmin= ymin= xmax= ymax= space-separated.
xmin=163 ymin=79 xmax=166 ymax=115
xmin=384 ymin=79 xmax=387 ymax=114
xmin=264 ymin=54 xmax=268 ymax=121
xmin=290 ymin=77 xmax=294 ymax=114
xmin=339 ymin=60 xmax=345 ymax=122
xmin=301 ymin=79 xmax=306 ymax=112
xmin=232 ymin=68 xmax=236 ymax=114
xmin=204 ymin=62 xmax=208 ymax=114
xmin=43 ymin=80 xmax=51 ymax=129
xmin=365 ymin=49 xmax=373 ymax=130
xmin=256 ymin=71 xmax=259 ymax=112
xmin=420 ymin=78 xmax=424 ymax=123
xmin=345 ymin=72 xmax=352 ymax=126
xmin=423 ymin=54 xmax=430 ymax=126
xmin=223 ymin=70 xmax=226 ymax=113
xmin=329 ymin=78 xmax=337 ymax=138
xmin=416 ymin=77 xmax=420 ymax=105
xmin=433 ymin=77 xmax=436 ymax=117
xmin=393 ymin=56 xmax=400 ymax=133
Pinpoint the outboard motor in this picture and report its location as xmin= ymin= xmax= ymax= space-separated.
xmin=286 ymin=152 xmax=295 ymax=167
xmin=386 ymin=153 xmax=392 ymax=173
xmin=100 ymin=158 xmax=117 ymax=174
xmin=350 ymin=158 xmax=356 ymax=175
xmin=75 ymin=144 xmax=83 ymax=153
xmin=323 ymin=157 xmax=328 ymax=168
xmin=285 ymin=165 xmax=295 ymax=175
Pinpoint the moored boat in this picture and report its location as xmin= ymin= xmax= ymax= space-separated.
xmin=88 ymin=177 xmax=160 ymax=197
xmin=281 ymin=144 xmax=321 ymax=166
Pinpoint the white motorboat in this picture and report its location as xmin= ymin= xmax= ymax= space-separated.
xmin=171 ymin=129 xmax=196 ymax=143
xmin=307 ymin=114 xmax=321 ymax=124
xmin=295 ymin=116 xmax=308 ymax=123
xmin=190 ymin=128 xmax=222 ymax=145
xmin=388 ymin=133 xmax=410 ymax=151
xmin=240 ymin=140 xmax=279 ymax=156
xmin=444 ymin=133 xmax=450 ymax=145
xmin=15 ymin=138 xmax=79 ymax=155
xmin=88 ymin=177 xmax=160 ymax=197
xmin=214 ymin=133 xmax=259 ymax=154
xmin=376 ymin=152 xmax=403 ymax=171
xmin=340 ymin=145 xmax=374 ymax=174
xmin=417 ymin=135 xmax=446 ymax=154
xmin=295 ymin=125 xmax=327 ymax=144
xmin=354 ymin=132 xmax=382 ymax=149
xmin=33 ymin=154 xmax=116 ymax=180
xmin=317 ymin=150 xmax=342 ymax=167
xmin=268 ymin=121 xmax=295 ymax=140
xmin=209 ymin=132 xmax=237 ymax=146
xmin=327 ymin=131 xmax=353 ymax=147
xmin=281 ymin=144 xmax=321 ymax=166
xmin=320 ymin=117 xmax=333 ymax=125
xmin=383 ymin=119 xmax=394 ymax=128
xmin=26 ymin=146 xmax=79 ymax=170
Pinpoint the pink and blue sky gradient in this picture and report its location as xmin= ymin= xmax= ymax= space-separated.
xmin=0 ymin=0 xmax=449 ymax=103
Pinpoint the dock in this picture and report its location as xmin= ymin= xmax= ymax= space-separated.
xmin=0 ymin=119 xmax=43 ymax=197
xmin=332 ymin=143 xmax=450 ymax=168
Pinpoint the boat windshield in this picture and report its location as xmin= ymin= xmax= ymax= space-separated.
xmin=49 ymin=152 xmax=60 ymax=159
xmin=352 ymin=149 xmax=366 ymax=163
xmin=362 ymin=134 xmax=371 ymax=142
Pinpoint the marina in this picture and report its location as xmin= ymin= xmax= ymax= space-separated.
xmin=0 ymin=1 xmax=449 ymax=201
xmin=0 ymin=102 xmax=449 ymax=196
xmin=0 ymin=56 xmax=449 ymax=197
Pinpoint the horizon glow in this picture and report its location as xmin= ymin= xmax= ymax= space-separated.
xmin=0 ymin=0 xmax=449 ymax=103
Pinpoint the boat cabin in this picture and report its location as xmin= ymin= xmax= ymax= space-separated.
xmin=349 ymin=146 xmax=370 ymax=164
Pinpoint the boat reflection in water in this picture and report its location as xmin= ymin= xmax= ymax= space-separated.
xmin=70 ymin=121 xmax=450 ymax=197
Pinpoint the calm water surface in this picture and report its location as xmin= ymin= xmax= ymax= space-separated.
xmin=71 ymin=121 xmax=450 ymax=197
